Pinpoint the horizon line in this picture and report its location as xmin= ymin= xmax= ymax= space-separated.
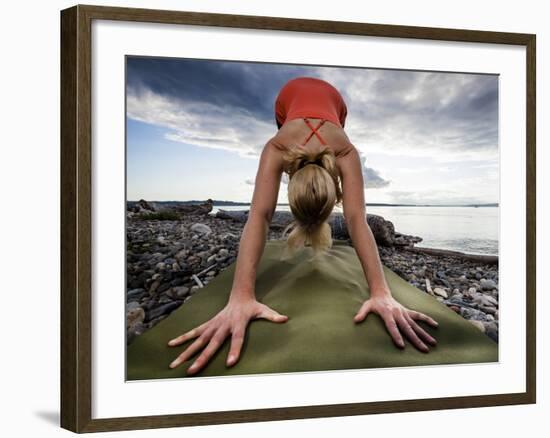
xmin=127 ymin=199 xmax=499 ymax=207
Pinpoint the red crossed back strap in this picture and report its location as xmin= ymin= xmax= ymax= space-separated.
xmin=301 ymin=117 xmax=327 ymax=146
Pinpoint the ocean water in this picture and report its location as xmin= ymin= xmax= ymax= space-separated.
xmin=210 ymin=205 xmax=499 ymax=256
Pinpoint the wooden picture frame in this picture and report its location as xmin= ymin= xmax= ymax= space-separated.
xmin=60 ymin=4 xmax=536 ymax=433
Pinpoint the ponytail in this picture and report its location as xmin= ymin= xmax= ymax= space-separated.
xmin=280 ymin=145 xmax=343 ymax=259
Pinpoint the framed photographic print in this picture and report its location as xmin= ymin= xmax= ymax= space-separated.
xmin=60 ymin=4 xmax=536 ymax=433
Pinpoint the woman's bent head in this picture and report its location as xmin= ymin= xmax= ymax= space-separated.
xmin=281 ymin=145 xmax=343 ymax=257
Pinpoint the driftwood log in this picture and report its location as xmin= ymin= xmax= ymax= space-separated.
xmin=171 ymin=199 xmax=213 ymax=215
xmin=402 ymin=246 xmax=498 ymax=265
xmin=132 ymin=199 xmax=214 ymax=216
xmin=215 ymin=209 xmax=421 ymax=247
xmin=128 ymin=199 xmax=156 ymax=213
xmin=215 ymin=209 xmax=249 ymax=222
xmin=130 ymin=199 xmax=214 ymax=218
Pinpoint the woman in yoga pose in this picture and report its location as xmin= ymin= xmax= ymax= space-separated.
xmin=167 ymin=76 xmax=439 ymax=375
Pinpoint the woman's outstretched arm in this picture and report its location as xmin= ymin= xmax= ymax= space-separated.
xmin=337 ymin=147 xmax=439 ymax=353
xmin=167 ymin=140 xmax=288 ymax=375
xmin=228 ymin=142 xmax=285 ymax=300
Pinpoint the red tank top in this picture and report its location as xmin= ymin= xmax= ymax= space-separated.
xmin=274 ymin=77 xmax=348 ymax=134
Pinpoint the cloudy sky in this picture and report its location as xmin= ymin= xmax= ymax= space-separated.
xmin=126 ymin=56 xmax=499 ymax=205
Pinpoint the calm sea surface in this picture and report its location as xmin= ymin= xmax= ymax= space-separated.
xmin=210 ymin=205 xmax=499 ymax=256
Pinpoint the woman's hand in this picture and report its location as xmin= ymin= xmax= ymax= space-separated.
xmin=353 ymin=294 xmax=439 ymax=353
xmin=167 ymin=297 xmax=288 ymax=375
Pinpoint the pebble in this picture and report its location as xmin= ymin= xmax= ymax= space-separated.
xmin=425 ymin=278 xmax=433 ymax=295
xmin=146 ymin=301 xmax=182 ymax=322
xmin=468 ymin=320 xmax=486 ymax=333
xmin=473 ymin=294 xmax=497 ymax=307
xmin=480 ymin=278 xmax=498 ymax=290
xmin=480 ymin=305 xmax=497 ymax=315
xmin=127 ymin=288 xmax=144 ymax=301
xmin=158 ymin=295 xmax=173 ymax=304
xmin=207 ymin=254 xmax=217 ymax=263
xmin=484 ymin=321 xmax=499 ymax=342
xmin=126 ymin=304 xmax=145 ymax=329
xmin=148 ymin=279 xmax=161 ymax=294
xmin=173 ymin=286 xmax=190 ymax=298
xmin=190 ymin=223 xmax=212 ymax=235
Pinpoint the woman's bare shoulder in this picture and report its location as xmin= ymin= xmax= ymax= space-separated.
xmin=267 ymin=133 xmax=288 ymax=152
xmin=316 ymin=123 xmax=356 ymax=158
xmin=335 ymin=141 xmax=357 ymax=159
xmin=258 ymin=136 xmax=289 ymax=175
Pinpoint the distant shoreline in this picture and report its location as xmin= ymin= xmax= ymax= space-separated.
xmin=128 ymin=200 xmax=499 ymax=208
xmin=127 ymin=200 xmax=498 ymax=257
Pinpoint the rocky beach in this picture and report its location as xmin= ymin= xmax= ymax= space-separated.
xmin=126 ymin=200 xmax=499 ymax=346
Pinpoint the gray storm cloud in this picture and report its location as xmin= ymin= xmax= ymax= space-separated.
xmin=318 ymin=68 xmax=498 ymax=159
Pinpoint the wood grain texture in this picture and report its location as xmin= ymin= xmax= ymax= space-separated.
xmin=60 ymin=5 xmax=78 ymax=432
xmin=525 ymin=33 xmax=536 ymax=405
xmin=60 ymin=4 xmax=537 ymax=433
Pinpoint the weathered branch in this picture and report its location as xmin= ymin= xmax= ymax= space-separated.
xmin=402 ymin=246 xmax=498 ymax=265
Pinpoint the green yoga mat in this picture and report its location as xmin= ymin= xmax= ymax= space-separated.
xmin=126 ymin=239 xmax=498 ymax=380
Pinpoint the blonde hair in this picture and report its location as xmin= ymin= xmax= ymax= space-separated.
xmin=280 ymin=145 xmax=343 ymax=258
